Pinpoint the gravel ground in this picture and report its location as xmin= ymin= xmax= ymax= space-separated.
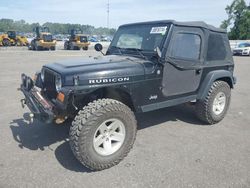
xmin=0 ymin=48 xmax=249 ymax=188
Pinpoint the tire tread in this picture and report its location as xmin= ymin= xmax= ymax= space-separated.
xmin=69 ymin=98 xmax=137 ymax=171
xmin=196 ymin=81 xmax=231 ymax=125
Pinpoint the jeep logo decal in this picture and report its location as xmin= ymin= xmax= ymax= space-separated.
xmin=89 ymin=77 xmax=130 ymax=84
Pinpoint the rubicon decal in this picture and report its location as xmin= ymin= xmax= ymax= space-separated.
xmin=89 ymin=77 xmax=130 ymax=84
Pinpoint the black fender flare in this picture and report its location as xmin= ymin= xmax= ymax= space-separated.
xmin=197 ymin=70 xmax=236 ymax=100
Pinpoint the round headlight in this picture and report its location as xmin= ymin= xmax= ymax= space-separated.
xmin=41 ymin=68 xmax=45 ymax=82
xmin=55 ymin=75 xmax=62 ymax=91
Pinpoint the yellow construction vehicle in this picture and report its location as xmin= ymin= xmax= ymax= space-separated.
xmin=64 ymin=28 xmax=90 ymax=50
xmin=0 ymin=31 xmax=29 ymax=46
xmin=29 ymin=27 xmax=56 ymax=51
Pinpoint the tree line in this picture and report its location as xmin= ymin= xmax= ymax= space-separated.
xmin=1 ymin=1 xmax=250 ymax=40
xmin=0 ymin=18 xmax=116 ymax=35
xmin=221 ymin=0 xmax=250 ymax=40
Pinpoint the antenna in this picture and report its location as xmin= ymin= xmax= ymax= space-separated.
xmin=107 ymin=0 xmax=110 ymax=29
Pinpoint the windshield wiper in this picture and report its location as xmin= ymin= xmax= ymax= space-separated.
xmin=124 ymin=48 xmax=147 ymax=59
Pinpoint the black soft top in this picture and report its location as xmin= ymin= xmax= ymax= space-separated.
xmin=120 ymin=20 xmax=226 ymax=33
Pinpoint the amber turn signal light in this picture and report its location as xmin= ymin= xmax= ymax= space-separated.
xmin=57 ymin=92 xmax=65 ymax=103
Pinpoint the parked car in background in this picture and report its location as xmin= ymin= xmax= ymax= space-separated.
xmin=88 ymin=36 xmax=99 ymax=42
xmin=233 ymin=42 xmax=250 ymax=56
xmin=100 ymin=35 xmax=112 ymax=42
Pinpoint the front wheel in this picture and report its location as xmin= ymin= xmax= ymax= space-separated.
xmin=195 ymin=81 xmax=231 ymax=124
xmin=69 ymin=99 xmax=137 ymax=171
xmin=50 ymin=46 xmax=56 ymax=51
xmin=64 ymin=42 xmax=69 ymax=50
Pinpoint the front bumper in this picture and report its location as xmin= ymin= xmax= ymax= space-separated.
xmin=20 ymin=74 xmax=55 ymax=123
xmin=233 ymin=50 xmax=250 ymax=56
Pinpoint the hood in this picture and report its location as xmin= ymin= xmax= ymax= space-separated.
xmin=44 ymin=55 xmax=151 ymax=86
xmin=234 ymin=47 xmax=250 ymax=50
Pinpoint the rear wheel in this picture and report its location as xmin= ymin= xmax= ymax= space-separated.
xmin=16 ymin=40 xmax=20 ymax=46
xmin=69 ymin=42 xmax=74 ymax=50
xmin=29 ymin=40 xmax=35 ymax=50
xmin=64 ymin=41 xmax=69 ymax=50
xmin=195 ymin=81 xmax=231 ymax=124
xmin=34 ymin=42 xmax=42 ymax=51
xmin=69 ymin=99 xmax=137 ymax=171
xmin=2 ymin=38 xmax=10 ymax=46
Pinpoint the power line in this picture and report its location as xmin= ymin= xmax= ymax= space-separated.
xmin=107 ymin=0 xmax=109 ymax=28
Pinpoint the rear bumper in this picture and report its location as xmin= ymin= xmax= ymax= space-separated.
xmin=74 ymin=42 xmax=90 ymax=48
xmin=38 ymin=41 xmax=56 ymax=48
xmin=20 ymin=74 xmax=55 ymax=123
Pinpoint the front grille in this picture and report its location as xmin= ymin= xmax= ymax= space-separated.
xmin=43 ymin=69 xmax=57 ymax=99
xmin=234 ymin=49 xmax=243 ymax=53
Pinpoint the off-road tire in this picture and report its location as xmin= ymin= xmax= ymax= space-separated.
xmin=16 ymin=39 xmax=21 ymax=46
xmin=69 ymin=42 xmax=74 ymax=50
xmin=195 ymin=81 xmax=231 ymax=125
xmin=64 ymin=42 xmax=69 ymax=50
xmin=34 ymin=43 xmax=42 ymax=51
xmin=69 ymin=99 xmax=137 ymax=171
xmin=2 ymin=38 xmax=10 ymax=46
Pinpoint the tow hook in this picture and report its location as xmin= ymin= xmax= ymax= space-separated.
xmin=23 ymin=112 xmax=34 ymax=124
xmin=21 ymin=99 xmax=26 ymax=108
xmin=55 ymin=116 xmax=68 ymax=124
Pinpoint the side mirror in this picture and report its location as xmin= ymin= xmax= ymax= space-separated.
xmin=156 ymin=47 xmax=162 ymax=58
xmin=94 ymin=43 xmax=103 ymax=52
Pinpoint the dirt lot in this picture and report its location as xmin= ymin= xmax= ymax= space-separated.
xmin=0 ymin=48 xmax=249 ymax=188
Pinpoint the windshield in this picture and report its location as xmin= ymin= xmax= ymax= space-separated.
xmin=238 ymin=43 xmax=250 ymax=48
xmin=7 ymin=31 xmax=16 ymax=39
xmin=80 ymin=36 xmax=88 ymax=42
xmin=109 ymin=24 xmax=169 ymax=54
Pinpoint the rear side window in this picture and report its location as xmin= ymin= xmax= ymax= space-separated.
xmin=170 ymin=33 xmax=201 ymax=60
xmin=206 ymin=33 xmax=227 ymax=61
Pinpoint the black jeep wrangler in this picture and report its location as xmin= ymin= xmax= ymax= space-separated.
xmin=20 ymin=20 xmax=236 ymax=171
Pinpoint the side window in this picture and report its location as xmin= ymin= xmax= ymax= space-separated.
xmin=206 ymin=33 xmax=227 ymax=61
xmin=170 ymin=33 xmax=201 ymax=60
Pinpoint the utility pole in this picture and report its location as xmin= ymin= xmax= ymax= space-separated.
xmin=107 ymin=0 xmax=110 ymax=29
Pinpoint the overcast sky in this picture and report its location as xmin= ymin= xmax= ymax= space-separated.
xmin=0 ymin=0 xmax=249 ymax=28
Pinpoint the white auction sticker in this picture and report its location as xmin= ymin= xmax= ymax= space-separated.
xmin=150 ymin=26 xmax=168 ymax=34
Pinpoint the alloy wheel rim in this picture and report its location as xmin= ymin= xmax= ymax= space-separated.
xmin=212 ymin=92 xmax=226 ymax=115
xmin=93 ymin=118 xmax=126 ymax=156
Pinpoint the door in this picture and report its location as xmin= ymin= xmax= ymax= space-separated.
xmin=162 ymin=26 xmax=204 ymax=97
